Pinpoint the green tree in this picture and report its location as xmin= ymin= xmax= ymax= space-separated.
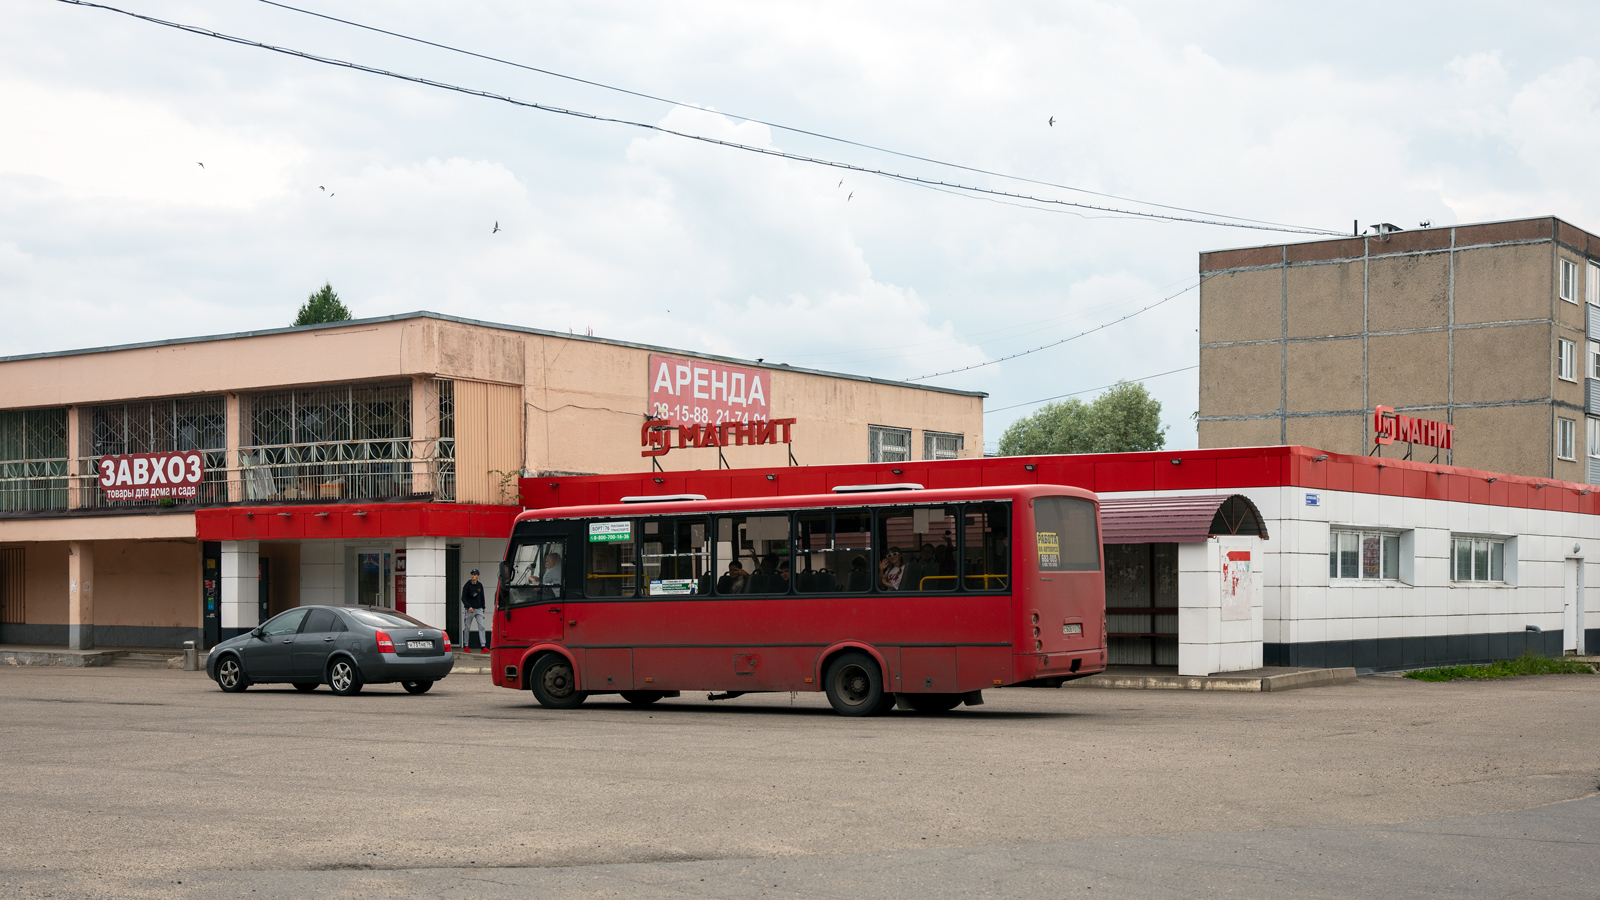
xmin=294 ymin=283 xmax=353 ymax=326
xmin=997 ymin=380 xmax=1167 ymax=455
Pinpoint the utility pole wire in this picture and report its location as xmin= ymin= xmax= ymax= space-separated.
xmin=906 ymin=282 xmax=1199 ymax=381
xmin=983 ymin=364 xmax=1198 ymax=414
xmin=256 ymin=0 xmax=1324 ymax=234
xmin=59 ymin=0 xmax=1347 ymax=237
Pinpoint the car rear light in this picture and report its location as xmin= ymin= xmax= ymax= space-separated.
xmin=375 ymin=630 xmax=395 ymax=654
xmin=442 ymin=632 xmax=451 ymax=652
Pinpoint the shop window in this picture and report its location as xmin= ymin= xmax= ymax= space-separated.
xmin=641 ymin=519 xmax=709 ymax=596
xmin=963 ymin=503 xmax=1011 ymax=590
xmin=875 ymin=506 xmax=958 ymax=592
xmin=796 ymin=511 xmax=873 ymax=593
xmin=716 ymin=514 xmax=791 ymax=594
xmin=1559 ymin=339 xmax=1576 ymax=382
xmin=1329 ymin=529 xmax=1399 ymax=580
xmin=1451 ymin=536 xmax=1505 ymax=582
xmin=923 ymin=431 xmax=964 ymax=461
xmin=585 ymin=520 xmax=635 ymax=598
xmin=1561 ymin=258 xmax=1579 ymax=303
xmin=869 ymin=425 xmax=911 ymax=463
xmin=1558 ymin=417 xmax=1577 ymax=461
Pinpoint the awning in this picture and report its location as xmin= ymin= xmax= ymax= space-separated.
xmin=1099 ymin=494 xmax=1269 ymax=544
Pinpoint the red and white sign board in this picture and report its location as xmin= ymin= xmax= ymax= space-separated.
xmin=97 ymin=451 xmax=205 ymax=502
xmin=1373 ymin=406 xmax=1453 ymax=450
xmin=1221 ymin=550 xmax=1252 ymax=622
xmin=649 ymin=354 xmax=771 ymax=427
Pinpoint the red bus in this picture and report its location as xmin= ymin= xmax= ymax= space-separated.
xmin=488 ymin=483 xmax=1106 ymax=716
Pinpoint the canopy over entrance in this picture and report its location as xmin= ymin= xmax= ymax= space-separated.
xmin=1098 ymin=494 xmax=1268 ymax=544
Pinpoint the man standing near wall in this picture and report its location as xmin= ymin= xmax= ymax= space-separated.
xmin=460 ymin=569 xmax=488 ymax=653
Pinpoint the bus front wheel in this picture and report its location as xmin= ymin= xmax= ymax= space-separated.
xmin=529 ymin=654 xmax=588 ymax=709
xmin=824 ymin=652 xmax=890 ymax=717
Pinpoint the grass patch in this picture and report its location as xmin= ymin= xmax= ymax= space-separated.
xmin=1405 ymin=654 xmax=1596 ymax=682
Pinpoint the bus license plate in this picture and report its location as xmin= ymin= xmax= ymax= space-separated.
xmin=406 ymin=640 xmax=434 ymax=649
xmin=1063 ymin=623 xmax=1082 ymax=635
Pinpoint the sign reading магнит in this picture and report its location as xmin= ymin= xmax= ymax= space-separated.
xmin=649 ymin=353 xmax=771 ymax=426
xmin=1373 ymin=405 xmax=1453 ymax=450
xmin=97 ymin=451 xmax=205 ymax=502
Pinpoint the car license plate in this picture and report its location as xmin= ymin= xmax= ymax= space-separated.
xmin=406 ymin=640 xmax=434 ymax=649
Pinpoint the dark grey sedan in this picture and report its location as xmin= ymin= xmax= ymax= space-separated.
xmin=207 ymin=605 xmax=454 ymax=695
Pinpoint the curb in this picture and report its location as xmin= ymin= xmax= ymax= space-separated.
xmin=1062 ymin=667 xmax=1358 ymax=693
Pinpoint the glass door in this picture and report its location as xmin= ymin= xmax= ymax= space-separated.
xmin=355 ymin=550 xmax=392 ymax=607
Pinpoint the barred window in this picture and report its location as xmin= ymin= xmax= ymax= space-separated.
xmin=0 ymin=408 xmax=68 ymax=512
xmin=868 ymin=425 xmax=911 ymax=463
xmin=923 ymin=431 xmax=964 ymax=461
xmin=80 ymin=396 xmax=227 ymax=508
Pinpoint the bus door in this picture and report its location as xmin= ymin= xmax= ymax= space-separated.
xmin=502 ymin=532 xmax=569 ymax=643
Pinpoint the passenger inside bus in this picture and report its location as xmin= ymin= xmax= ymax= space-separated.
xmin=879 ymin=548 xmax=905 ymax=591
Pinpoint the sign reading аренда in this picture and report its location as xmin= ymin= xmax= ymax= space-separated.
xmin=649 ymin=353 xmax=770 ymax=427
xmin=97 ymin=451 xmax=205 ymax=502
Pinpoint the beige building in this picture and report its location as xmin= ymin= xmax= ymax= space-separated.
xmin=1197 ymin=216 xmax=1600 ymax=481
xmin=0 ymin=312 xmax=982 ymax=650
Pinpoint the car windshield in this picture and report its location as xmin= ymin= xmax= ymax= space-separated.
xmin=347 ymin=609 xmax=427 ymax=629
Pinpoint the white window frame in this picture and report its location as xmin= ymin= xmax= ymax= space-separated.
xmin=922 ymin=430 xmax=964 ymax=461
xmin=1559 ymin=339 xmax=1576 ymax=381
xmin=1590 ymin=341 xmax=1600 ymax=380
xmin=1558 ymin=417 xmax=1577 ymax=460
xmin=1589 ymin=262 xmax=1600 ymax=306
xmin=1560 ymin=258 xmax=1579 ymax=303
xmin=1451 ymin=535 xmax=1507 ymax=583
xmin=1589 ymin=417 xmax=1600 ymax=460
xmin=868 ymin=425 xmax=911 ymax=463
xmin=1328 ymin=528 xmax=1404 ymax=582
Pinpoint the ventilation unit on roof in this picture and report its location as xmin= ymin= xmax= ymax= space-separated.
xmin=619 ymin=494 xmax=707 ymax=503
xmin=830 ymin=483 xmax=925 ymax=493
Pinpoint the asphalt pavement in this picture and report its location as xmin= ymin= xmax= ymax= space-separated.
xmin=1 ymin=666 xmax=1596 ymax=899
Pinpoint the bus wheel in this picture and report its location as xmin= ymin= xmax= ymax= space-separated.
xmin=901 ymin=693 xmax=962 ymax=713
xmin=620 ymin=691 xmax=665 ymax=706
xmin=824 ymin=652 xmax=887 ymax=717
xmin=530 ymin=654 xmax=588 ymax=709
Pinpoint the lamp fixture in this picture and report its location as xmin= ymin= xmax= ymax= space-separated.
xmin=766 ymin=474 xmax=776 ymax=481
xmin=1024 ymin=464 xmax=1036 ymax=471
xmin=547 ymin=482 xmax=558 ymax=488
xmin=653 ymin=477 xmax=664 ymax=484
xmin=352 ymin=510 xmax=368 ymax=516
xmin=1486 ymin=477 xmax=1497 ymax=483
xmin=1170 ymin=459 xmax=1182 ymax=465
xmin=891 ymin=468 xmax=903 ymax=475
xmin=1312 ymin=454 xmax=1328 ymax=462
xmin=315 ymin=512 xmax=329 ymax=517
xmin=1533 ymin=483 xmax=1546 ymax=490
xmin=244 ymin=512 xmax=254 ymax=518
xmin=1582 ymin=490 xmax=1592 ymax=496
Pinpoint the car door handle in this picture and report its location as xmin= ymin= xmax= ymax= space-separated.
xmin=323 ymin=636 xmax=334 ymax=642
xmin=548 ymin=606 xmax=561 ymax=613
xmin=283 ymin=638 xmax=293 ymax=644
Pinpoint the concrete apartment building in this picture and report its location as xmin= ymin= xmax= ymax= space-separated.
xmin=1197 ymin=216 xmax=1600 ymax=482
xmin=0 ymin=312 xmax=982 ymax=650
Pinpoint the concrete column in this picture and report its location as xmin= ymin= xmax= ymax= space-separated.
xmin=225 ymin=393 xmax=242 ymax=503
xmin=66 ymin=406 xmax=81 ymax=510
xmin=220 ymin=541 xmax=260 ymax=636
xmin=68 ymin=541 xmax=94 ymax=650
xmin=404 ymin=536 xmax=448 ymax=629
xmin=299 ymin=541 xmax=344 ymax=607
xmin=411 ymin=376 xmax=436 ymax=497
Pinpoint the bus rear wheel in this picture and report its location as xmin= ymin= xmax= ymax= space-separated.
xmin=529 ymin=654 xmax=588 ymax=709
xmin=824 ymin=652 xmax=888 ymax=717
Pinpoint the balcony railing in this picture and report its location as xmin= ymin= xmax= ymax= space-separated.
xmin=73 ymin=450 xmax=230 ymax=510
xmin=0 ymin=459 xmax=69 ymax=512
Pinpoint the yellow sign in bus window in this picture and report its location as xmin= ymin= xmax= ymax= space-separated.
xmin=1037 ymin=531 xmax=1061 ymax=570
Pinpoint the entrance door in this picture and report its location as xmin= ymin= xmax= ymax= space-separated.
xmin=202 ymin=542 xmax=221 ymax=648
xmin=356 ymin=550 xmax=391 ymax=608
xmin=258 ymin=557 xmax=271 ymax=624
xmin=1564 ymin=558 xmax=1584 ymax=656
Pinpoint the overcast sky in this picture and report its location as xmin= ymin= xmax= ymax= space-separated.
xmin=4 ymin=1 xmax=1595 ymax=450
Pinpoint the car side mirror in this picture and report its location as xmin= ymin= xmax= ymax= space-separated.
xmin=250 ymin=627 xmax=264 ymax=639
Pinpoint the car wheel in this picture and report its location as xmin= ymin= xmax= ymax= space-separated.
xmin=824 ymin=652 xmax=887 ymax=717
xmin=900 ymin=693 xmax=962 ymax=713
xmin=293 ymin=682 xmax=318 ymax=693
xmin=216 ymin=655 xmax=249 ymax=693
xmin=619 ymin=690 xmax=665 ymax=706
xmin=402 ymin=680 xmax=434 ymax=694
xmin=529 ymin=654 xmax=587 ymax=709
xmin=328 ymin=658 xmax=364 ymax=696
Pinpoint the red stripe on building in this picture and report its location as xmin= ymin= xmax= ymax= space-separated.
xmin=194 ymin=503 xmax=522 ymax=541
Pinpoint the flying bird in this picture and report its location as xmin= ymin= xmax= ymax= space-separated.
xmin=847 ymin=192 xmax=853 ymax=201
xmin=1048 ymin=116 xmax=1055 ymax=126
xmin=837 ymin=179 xmax=843 ymax=188
xmin=319 ymin=185 xmax=325 ymax=191
xmin=492 ymin=221 xmax=500 ymax=233
xmin=196 ymin=162 xmax=205 ymax=169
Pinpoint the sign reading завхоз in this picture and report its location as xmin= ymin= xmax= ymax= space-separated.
xmin=97 ymin=451 xmax=205 ymax=502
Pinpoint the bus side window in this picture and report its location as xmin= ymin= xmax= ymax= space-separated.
xmin=642 ymin=519 xmax=709 ymax=597
xmin=716 ymin=514 xmax=792 ymax=594
xmin=585 ymin=519 xmax=636 ymax=598
xmin=835 ymin=512 xmax=873 ymax=594
xmin=796 ymin=513 xmax=835 ymax=593
xmin=796 ymin=512 xmax=871 ymax=593
xmin=963 ymin=503 xmax=1011 ymax=591
xmin=878 ymin=506 xmax=958 ymax=592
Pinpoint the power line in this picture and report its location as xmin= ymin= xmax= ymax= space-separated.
xmin=257 ymin=0 xmax=1328 ymax=234
xmin=59 ymin=0 xmax=1348 ymax=236
xmin=906 ymin=282 xmax=1198 ymax=381
xmin=984 ymin=364 xmax=1198 ymax=414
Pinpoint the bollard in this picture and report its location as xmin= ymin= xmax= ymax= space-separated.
xmin=183 ymin=640 xmax=198 ymax=672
